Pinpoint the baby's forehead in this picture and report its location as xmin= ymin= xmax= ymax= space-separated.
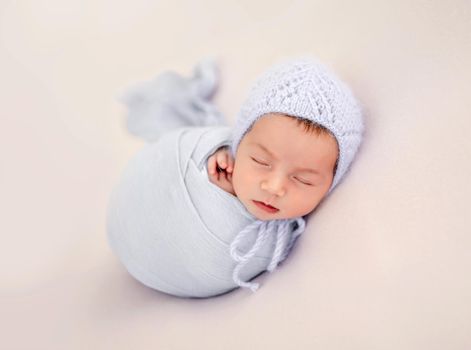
xmin=248 ymin=121 xmax=334 ymax=144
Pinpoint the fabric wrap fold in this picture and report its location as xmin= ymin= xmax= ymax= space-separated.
xmin=106 ymin=58 xmax=306 ymax=298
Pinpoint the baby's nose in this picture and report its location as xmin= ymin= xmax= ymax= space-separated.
xmin=261 ymin=177 xmax=286 ymax=197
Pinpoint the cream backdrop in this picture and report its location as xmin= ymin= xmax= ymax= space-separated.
xmin=1 ymin=0 xmax=470 ymax=349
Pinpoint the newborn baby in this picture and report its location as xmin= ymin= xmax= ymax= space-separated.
xmin=107 ymin=56 xmax=364 ymax=298
xmin=207 ymin=112 xmax=339 ymax=221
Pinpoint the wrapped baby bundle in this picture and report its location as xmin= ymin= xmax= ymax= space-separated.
xmin=107 ymin=59 xmax=306 ymax=298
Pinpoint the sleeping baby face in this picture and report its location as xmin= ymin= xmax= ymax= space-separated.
xmin=232 ymin=113 xmax=339 ymax=220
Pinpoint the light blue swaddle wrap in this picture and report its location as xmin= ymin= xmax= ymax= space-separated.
xmin=106 ymin=58 xmax=306 ymax=298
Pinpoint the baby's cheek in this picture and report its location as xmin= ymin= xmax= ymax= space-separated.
xmin=231 ymin=165 xmax=247 ymax=195
xmin=304 ymin=192 xmax=324 ymax=212
xmin=231 ymin=171 xmax=241 ymax=195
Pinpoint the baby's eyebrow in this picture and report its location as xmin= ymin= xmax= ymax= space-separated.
xmin=251 ymin=142 xmax=321 ymax=175
xmin=252 ymin=142 xmax=277 ymax=160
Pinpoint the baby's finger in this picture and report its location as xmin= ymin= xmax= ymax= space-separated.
xmin=226 ymin=156 xmax=234 ymax=173
xmin=208 ymin=166 xmax=220 ymax=182
xmin=216 ymin=151 xmax=228 ymax=170
xmin=207 ymin=155 xmax=217 ymax=175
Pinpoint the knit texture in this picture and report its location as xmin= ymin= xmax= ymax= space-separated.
xmin=230 ymin=56 xmax=365 ymax=194
xmin=230 ymin=217 xmax=305 ymax=292
xmin=111 ymin=57 xmax=364 ymax=296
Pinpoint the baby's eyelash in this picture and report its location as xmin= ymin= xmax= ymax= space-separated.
xmin=251 ymin=157 xmax=269 ymax=166
xmin=251 ymin=157 xmax=314 ymax=186
xmin=295 ymin=177 xmax=313 ymax=186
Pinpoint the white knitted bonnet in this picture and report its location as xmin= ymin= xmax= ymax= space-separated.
xmin=230 ymin=56 xmax=365 ymax=194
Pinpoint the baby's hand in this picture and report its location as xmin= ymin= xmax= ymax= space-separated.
xmin=207 ymin=146 xmax=235 ymax=196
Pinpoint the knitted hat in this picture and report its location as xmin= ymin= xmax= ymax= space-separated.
xmin=230 ymin=56 xmax=365 ymax=194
